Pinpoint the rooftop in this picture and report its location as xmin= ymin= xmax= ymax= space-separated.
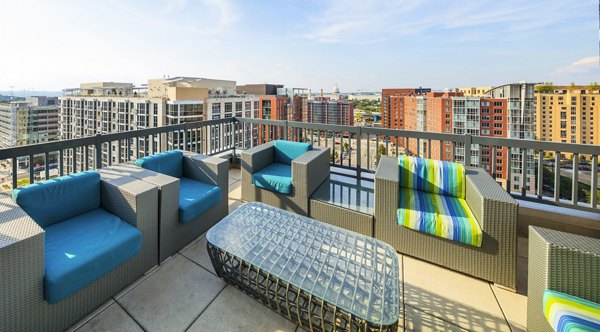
xmin=65 ymin=167 xmax=529 ymax=332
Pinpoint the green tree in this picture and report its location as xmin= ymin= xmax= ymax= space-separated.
xmin=376 ymin=144 xmax=387 ymax=162
xmin=588 ymin=82 xmax=599 ymax=92
xmin=535 ymin=82 xmax=554 ymax=92
xmin=343 ymin=142 xmax=349 ymax=151
xmin=330 ymin=151 xmax=339 ymax=162
xmin=568 ymin=82 xmax=576 ymax=92
xmin=356 ymin=112 xmax=362 ymax=121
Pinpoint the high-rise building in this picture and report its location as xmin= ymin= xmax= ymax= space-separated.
xmin=391 ymin=83 xmax=536 ymax=193
xmin=205 ymin=95 xmax=259 ymax=151
xmin=60 ymin=77 xmax=235 ymax=169
xmin=303 ymin=97 xmax=354 ymax=126
xmin=236 ymin=84 xmax=283 ymax=96
xmin=458 ymin=87 xmax=495 ymax=97
xmin=381 ymin=88 xmax=431 ymax=131
xmin=535 ymin=85 xmax=600 ymax=159
xmin=0 ymin=96 xmax=60 ymax=148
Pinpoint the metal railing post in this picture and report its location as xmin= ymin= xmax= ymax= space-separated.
xmin=463 ymin=134 xmax=472 ymax=167
xmin=95 ymin=134 xmax=102 ymax=169
xmin=284 ymin=120 xmax=288 ymax=141
xmin=356 ymin=127 xmax=362 ymax=171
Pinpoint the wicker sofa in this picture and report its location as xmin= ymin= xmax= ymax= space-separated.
xmin=100 ymin=150 xmax=229 ymax=263
xmin=374 ymin=155 xmax=518 ymax=289
xmin=528 ymin=226 xmax=600 ymax=331
xmin=241 ymin=140 xmax=330 ymax=216
xmin=0 ymin=171 xmax=158 ymax=332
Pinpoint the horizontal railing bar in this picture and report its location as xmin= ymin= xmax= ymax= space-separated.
xmin=0 ymin=118 xmax=235 ymax=160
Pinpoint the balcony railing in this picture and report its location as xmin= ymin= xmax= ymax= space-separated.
xmin=0 ymin=117 xmax=598 ymax=213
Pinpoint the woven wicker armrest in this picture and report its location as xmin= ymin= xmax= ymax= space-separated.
xmin=464 ymin=167 xmax=518 ymax=232
xmin=0 ymin=192 xmax=44 ymax=252
xmin=374 ymin=156 xmax=400 ymax=224
xmin=101 ymin=163 xmax=178 ymax=189
xmin=292 ymin=147 xmax=330 ymax=198
xmin=100 ymin=175 xmax=159 ymax=229
xmin=183 ymin=155 xmax=228 ymax=192
xmin=241 ymin=141 xmax=274 ymax=174
xmin=528 ymin=226 xmax=600 ymax=331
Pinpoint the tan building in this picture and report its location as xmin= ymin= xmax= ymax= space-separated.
xmin=0 ymin=97 xmax=60 ymax=149
xmin=458 ymin=86 xmax=495 ymax=97
xmin=60 ymin=77 xmax=236 ymax=169
xmin=535 ymin=85 xmax=600 ymax=159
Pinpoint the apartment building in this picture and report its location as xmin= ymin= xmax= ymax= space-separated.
xmin=391 ymin=83 xmax=536 ymax=193
xmin=236 ymin=84 xmax=282 ymax=96
xmin=205 ymin=95 xmax=259 ymax=152
xmin=60 ymin=77 xmax=235 ymax=169
xmin=381 ymin=88 xmax=431 ymax=130
xmin=0 ymin=96 xmax=60 ymax=148
xmin=303 ymin=97 xmax=354 ymax=126
xmin=458 ymin=86 xmax=495 ymax=97
xmin=535 ymin=85 xmax=599 ymax=159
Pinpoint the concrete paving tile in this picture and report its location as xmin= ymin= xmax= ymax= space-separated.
xmin=65 ymin=299 xmax=115 ymax=332
xmin=403 ymin=256 xmax=511 ymax=332
xmin=117 ymin=254 xmax=226 ymax=332
xmin=229 ymin=177 xmax=239 ymax=186
xmin=229 ymin=199 xmax=243 ymax=213
xmin=403 ymin=305 xmax=468 ymax=332
xmin=229 ymin=168 xmax=241 ymax=180
xmin=492 ymin=286 xmax=528 ymax=332
xmin=229 ymin=180 xmax=241 ymax=200
xmin=76 ymin=302 xmax=142 ymax=332
xmin=181 ymin=234 xmax=216 ymax=276
xmin=114 ymin=264 xmax=161 ymax=300
xmin=187 ymin=285 xmax=296 ymax=332
xmin=517 ymin=236 xmax=528 ymax=259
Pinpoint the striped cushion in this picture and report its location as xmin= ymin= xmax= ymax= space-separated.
xmin=544 ymin=290 xmax=600 ymax=332
xmin=397 ymin=188 xmax=482 ymax=247
xmin=398 ymin=156 xmax=466 ymax=199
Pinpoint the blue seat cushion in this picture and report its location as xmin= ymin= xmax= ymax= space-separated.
xmin=273 ymin=140 xmax=312 ymax=165
xmin=12 ymin=171 xmax=101 ymax=228
xmin=135 ymin=150 xmax=183 ymax=178
xmin=252 ymin=162 xmax=293 ymax=195
xmin=44 ymin=208 xmax=142 ymax=304
xmin=179 ymin=177 xmax=222 ymax=224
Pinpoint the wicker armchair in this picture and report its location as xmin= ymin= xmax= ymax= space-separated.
xmin=100 ymin=150 xmax=229 ymax=263
xmin=374 ymin=155 xmax=518 ymax=289
xmin=0 ymin=173 xmax=158 ymax=332
xmin=528 ymin=226 xmax=600 ymax=331
xmin=241 ymin=140 xmax=330 ymax=216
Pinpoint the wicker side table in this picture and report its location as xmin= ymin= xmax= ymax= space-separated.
xmin=207 ymin=202 xmax=399 ymax=331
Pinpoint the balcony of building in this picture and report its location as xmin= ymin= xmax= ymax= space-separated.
xmin=1 ymin=117 xmax=598 ymax=331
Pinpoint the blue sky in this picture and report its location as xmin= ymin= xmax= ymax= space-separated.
xmin=0 ymin=0 xmax=598 ymax=92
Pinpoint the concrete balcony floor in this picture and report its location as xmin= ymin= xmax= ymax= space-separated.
xmin=68 ymin=168 xmax=529 ymax=332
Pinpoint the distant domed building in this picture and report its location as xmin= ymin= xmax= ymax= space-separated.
xmin=333 ymin=84 xmax=340 ymax=94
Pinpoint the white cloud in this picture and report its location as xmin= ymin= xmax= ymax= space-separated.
xmin=304 ymin=0 xmax=589 ymax=44
xmin=552 ymin=56 xmax=600 ymax=75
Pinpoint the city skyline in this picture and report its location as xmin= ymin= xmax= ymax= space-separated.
xmin=0 ymin=0 xmax=598 ymax=92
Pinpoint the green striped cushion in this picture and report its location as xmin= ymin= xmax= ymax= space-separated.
xmin=398 ymin=156 xmax=466 ymax=199
xmin=397 ymin=188 xmax=482 ymax=247
xmin=544 ymin=290 xmax=600 ymax=332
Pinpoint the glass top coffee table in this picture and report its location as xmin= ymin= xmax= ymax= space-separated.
xmin=206 ymin=202 xmax=399 ymax=331
xmin=310 ymin=169 xmax=375 ymax=236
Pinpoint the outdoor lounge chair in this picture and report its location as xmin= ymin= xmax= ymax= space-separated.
xmin=374 ymin=155 xmax=519 ymax=289
xmin=101 ymin=150 xmax=228 ymax=263
xmin=528 ymin=226 xmax=600 ymax=331
xmin=0 ymin=171 xmax=158 ymax=331
xmin=241 ymin=140 xmax=330 ymax=215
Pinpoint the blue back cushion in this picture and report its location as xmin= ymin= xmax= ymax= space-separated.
xmin=273 ymin=140 xmax=312 ymax=165
xmin=135 ymin=150 xmax=183 ymax=178
xmin=12 ymin=171 xmax=101 ymax=228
